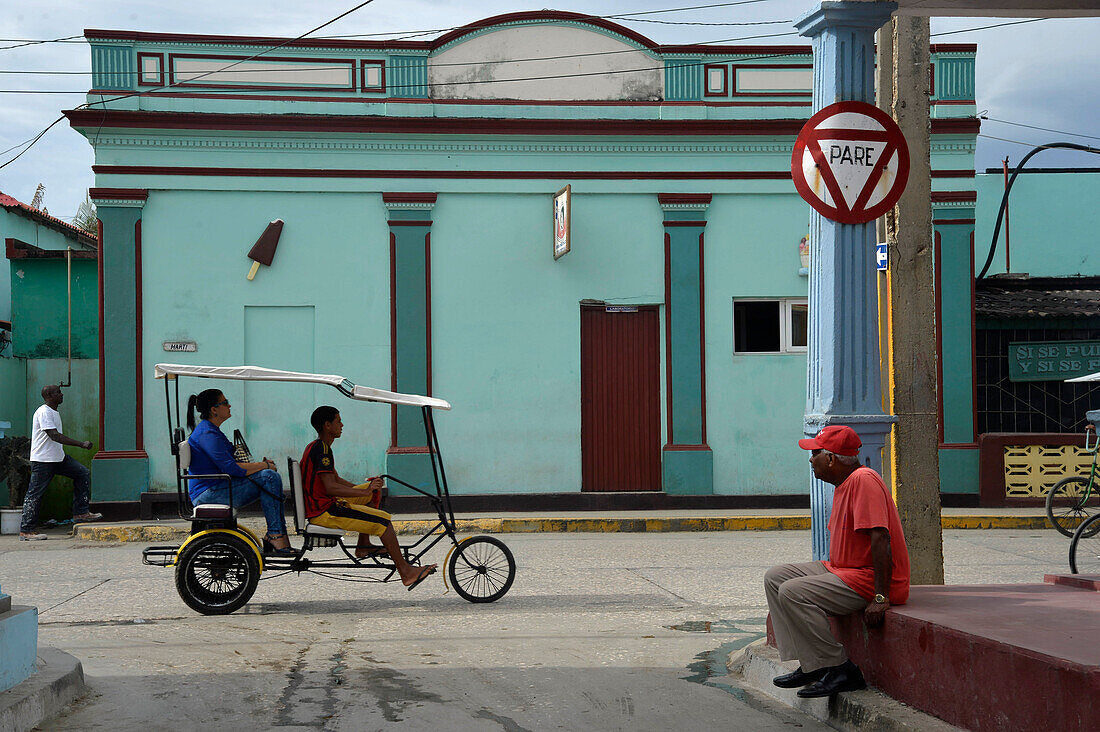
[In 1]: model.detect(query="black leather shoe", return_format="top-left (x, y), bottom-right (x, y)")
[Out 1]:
top-left (773, 666), bottom-right (827, 688)
top-left (796, 661), bottom-right (866, 698)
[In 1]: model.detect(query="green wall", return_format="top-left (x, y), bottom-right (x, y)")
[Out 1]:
top-left (140, 190), bottom-right (392, 491)
top-left (10, 258), bottom-right (98, 359)
top-left (975, 171), bottom-right (1099, 277)
top-left (0, 357), bottom-right (26, 435)
top-left (705, 194), bottom-right (811, 494)
top-left (1, 359), bottom-right (97, 511)
top-left (2, 207), bottom-right (92, 323)
top-left (133, 186), bottom-right (822, 496)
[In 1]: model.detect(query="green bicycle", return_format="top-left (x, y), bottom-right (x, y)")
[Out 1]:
top-left (1046, 414), bottom-right (1100, 538)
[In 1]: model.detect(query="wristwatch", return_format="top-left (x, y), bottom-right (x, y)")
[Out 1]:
top-left (873, 593), bottom-right (888, 604)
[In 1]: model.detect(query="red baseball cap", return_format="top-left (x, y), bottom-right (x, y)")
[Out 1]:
top-left (798, 425), bottom-right (862, 456)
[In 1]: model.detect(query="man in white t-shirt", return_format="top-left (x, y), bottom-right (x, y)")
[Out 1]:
top-left (19, 384), bottom-right (101, 540)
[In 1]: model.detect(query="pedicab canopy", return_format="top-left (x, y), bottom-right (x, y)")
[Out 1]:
top-left (153, 363), bottom-right (451, 410)
top-left (1067, 372), bottom-right (1100, 382)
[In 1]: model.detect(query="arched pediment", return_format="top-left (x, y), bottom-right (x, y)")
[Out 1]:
top-left (428, 12), bottom-right (663, 102)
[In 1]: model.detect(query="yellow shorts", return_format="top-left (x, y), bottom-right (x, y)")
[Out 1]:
top-left (310, 495), bottom-right (392, 537)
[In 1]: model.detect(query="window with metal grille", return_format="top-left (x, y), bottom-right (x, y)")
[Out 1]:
top-left (975, 319), bottom-right (1100, 433)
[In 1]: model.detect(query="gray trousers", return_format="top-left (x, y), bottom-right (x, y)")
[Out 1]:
top-left (764, 561), bottom-right (868, 672)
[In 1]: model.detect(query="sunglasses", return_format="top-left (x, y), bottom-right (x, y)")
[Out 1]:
top-left (215, 400), bottom-right (230, 407)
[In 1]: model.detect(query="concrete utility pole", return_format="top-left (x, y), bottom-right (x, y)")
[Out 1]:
top-left (877, 15), bottom-right (945, 584)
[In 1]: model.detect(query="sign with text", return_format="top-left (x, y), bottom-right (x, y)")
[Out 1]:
top-left (791, 101), bottom-right (910, 225)
top-left (1008, 340), bottom-right (1100, 382)
top-left (163, 340), bottom-right (197, 352)
top-left (553, 185), bottom-right (571, 260)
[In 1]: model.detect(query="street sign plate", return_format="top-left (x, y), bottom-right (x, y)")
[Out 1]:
top-left (876, 242), bottom-right (888, 271)
top-left (791, 101), bottom-right (910, 225)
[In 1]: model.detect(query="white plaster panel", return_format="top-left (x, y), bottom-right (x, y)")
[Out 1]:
top-left (172, 58), bottom-right (352, 87)
top-left (736, 69), bottom-right (812, 92)
top-left (429, 25), bottom-right (662, 101)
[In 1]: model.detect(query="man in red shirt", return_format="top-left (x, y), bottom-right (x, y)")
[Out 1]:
top-left (301, 405), bottom-right (437, 590)
top-left (764, 425), bottom-right (910, 698)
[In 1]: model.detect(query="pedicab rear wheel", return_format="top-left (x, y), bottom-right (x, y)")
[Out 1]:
top-left (448, 535), bottom-right (515, 603)
top-left (174, 532), bottom-right (260, 615)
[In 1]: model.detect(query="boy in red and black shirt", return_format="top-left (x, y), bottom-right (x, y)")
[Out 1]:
top-left (301, 405), bottom-right (436, 590)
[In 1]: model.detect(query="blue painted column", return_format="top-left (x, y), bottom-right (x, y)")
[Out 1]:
top-left (0, 579), bottom-right (39, 693)
top-left (795, 2), bottom-right (898, 559)
top-left (382, 193), bottom-right (436, 495)
top-left (89, 188), bottom-right (150, 502)
top-left (659, 194), bottom-right (713, 494)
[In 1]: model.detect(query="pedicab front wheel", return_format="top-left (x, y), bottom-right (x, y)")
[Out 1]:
top-left (174, 532), bottom-right (260, 615)
top-left (448, 536), bottom-right (516, 603)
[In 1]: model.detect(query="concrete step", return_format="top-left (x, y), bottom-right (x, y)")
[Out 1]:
top-left (1044, 573), bottom-right (1100, 591)
top-left (830, 583), bottom-right (1100, 731)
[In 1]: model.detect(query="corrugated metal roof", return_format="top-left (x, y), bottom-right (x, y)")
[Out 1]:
top-left (976, 277), bottom-right (1100, 318)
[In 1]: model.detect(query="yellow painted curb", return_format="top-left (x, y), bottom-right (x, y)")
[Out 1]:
top-left (73, 514), bottom-right (1053, 541)
top-left (73, 524), bottom-right (188, 542)
top-left (941, 515), bottom-right (1049, 530)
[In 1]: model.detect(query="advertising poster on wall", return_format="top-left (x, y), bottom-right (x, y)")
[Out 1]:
top-left (553, 185), bottom-right (571, 260)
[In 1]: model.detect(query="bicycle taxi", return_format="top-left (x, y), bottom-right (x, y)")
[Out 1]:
top-left (142, 363), bottom-right (516, 615)
top-left (1062, 370), bottom-right (1100, 573)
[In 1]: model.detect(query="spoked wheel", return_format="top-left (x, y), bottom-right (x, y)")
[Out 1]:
top-left (1046, 477), bottom-right (1100, 537)
top-left (175, 532), bottom-right (260, 615)
top-left (448, 536), bottom-right (516, 603)
top-left (1070, 513), bottom-right (1100, 574)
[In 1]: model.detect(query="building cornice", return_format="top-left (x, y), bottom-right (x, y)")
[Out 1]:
top-left (66, 109), bottom-right (979, 138)
top-left (89, 187), bottom-right (148, 208)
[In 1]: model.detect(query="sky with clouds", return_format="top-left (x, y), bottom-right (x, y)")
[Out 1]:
top-left (1, 0), bottom-right (1098, 220)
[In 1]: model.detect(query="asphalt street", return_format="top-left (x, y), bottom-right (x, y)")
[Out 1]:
top-left (0, 529), bottom-right (1071, 731)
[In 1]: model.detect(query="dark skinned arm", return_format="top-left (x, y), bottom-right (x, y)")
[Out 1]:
top-left (863, 527), bottom-right (892, 627)
top-left (44, 428), bottom-right (92, 450)
top-left (320, 471), bottom-right (380, 500)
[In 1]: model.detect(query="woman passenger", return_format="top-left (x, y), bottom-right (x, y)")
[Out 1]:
top-left (186, 388), bottom-right (294, 556)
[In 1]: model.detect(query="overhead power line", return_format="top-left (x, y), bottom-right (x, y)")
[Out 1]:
top-left (0, 0), bottom-right (382, 171)
top-left (0, 12), bottom-right (1056, 80)
top-left (931, 17), bottom-right (1048, 37)
top-left (0, 28), bottom-right (807, 78)
top-left (979, 116), bottom-right (1100, 143)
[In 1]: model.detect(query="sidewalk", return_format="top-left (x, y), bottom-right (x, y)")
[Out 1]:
top-left (68, 506), bottom-right (1051, 542)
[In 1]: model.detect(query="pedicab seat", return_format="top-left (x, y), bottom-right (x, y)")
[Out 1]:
top-left (177, 439), bottom-right (236, 520)
top-left (288, 457), bottom-right (344, 538)
top-left (191, 504), bottom-right (233, 520)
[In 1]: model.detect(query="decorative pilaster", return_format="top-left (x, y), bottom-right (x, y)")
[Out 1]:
top-left (934, 195), bottom-right (979, 493)
top-left (89, 188), bottom-right (149, 500)
top-left (659, 194), bottom-right (713, 494)
top-left (796, 2), bottom-right (898, 559)
top-left (382, 193), bottom-right (436, 495)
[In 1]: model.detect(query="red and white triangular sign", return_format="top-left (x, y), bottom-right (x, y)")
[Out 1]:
top-left (792, 102), bottom-right (910, 225)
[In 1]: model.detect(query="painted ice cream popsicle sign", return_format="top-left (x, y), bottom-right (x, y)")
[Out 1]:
top-left (246, 219), bottom-right (284, 280)
top-left (791, 102), bottom-right (909, 225)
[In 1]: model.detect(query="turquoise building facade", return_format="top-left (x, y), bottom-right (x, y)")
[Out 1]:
top-left (0, 195), bottom-right (98, 510)
top-left (67, 12), bottom-right (978, 504)
top-left (935, 168), bottom-right (1100, 505)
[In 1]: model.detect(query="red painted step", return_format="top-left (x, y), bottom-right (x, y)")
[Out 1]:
top-left (1044, 573), bottom-right (1100, 591)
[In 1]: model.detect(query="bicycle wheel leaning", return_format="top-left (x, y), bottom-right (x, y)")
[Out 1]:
top-left (1069, 513), bottom-right (1100, 574)
top-left (1045, 476), bottom-right (1100, 538)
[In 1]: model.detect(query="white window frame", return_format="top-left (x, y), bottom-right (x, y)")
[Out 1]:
top-left (733, 297), bottom-right (808, 355)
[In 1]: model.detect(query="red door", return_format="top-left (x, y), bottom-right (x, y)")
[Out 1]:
top-left (580, 305), bottom-right (661, 491)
